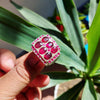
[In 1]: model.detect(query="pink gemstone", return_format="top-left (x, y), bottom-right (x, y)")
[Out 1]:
top-left (49, 61), bottom-right (51, 63)
top-left (51, 46), bottom-right (58, 53)
top-left (54, 56), bottom-right (56, 59)
top-left (48, 48), bottom-right (51, 51)
top-left (42, 37), bottom-right (49, 43)
top-left (44, 61), bottom-right (47, 64)
top-left (58, 53), bottom-right (60, 55)
top-left (35, 41), bottom-right (42, 48)
top-left (51, 59), bottom-right (54, 61)
top-left (31, 46), bottom-right (35, 50)
top-left (46, 42), bottom-right (53, 48)
top-left (44, 52), bottom-right (52, 60)
top-left (39, 47), bottom-right (47, 54)
top-left (35, 50), bottom-right (37, 53)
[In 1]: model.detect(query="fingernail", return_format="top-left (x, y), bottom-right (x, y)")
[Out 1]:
top-left (0, 71), bottom-right (5, 77)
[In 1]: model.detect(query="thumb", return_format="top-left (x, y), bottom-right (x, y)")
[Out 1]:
top-left (0, 52), bottom-right (45, 100)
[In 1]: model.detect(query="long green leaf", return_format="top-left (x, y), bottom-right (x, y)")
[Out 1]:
top-left (89, 0), bottom-right (99, 27)
top-left (97, 93), bottom-right (100, 100)
top-left (82, 79), bottom-right (97, 100)
top-left (10, 0), bottom-right (60, 32)
top-left (87, 2), bottom-right (100, 75)
top-left (94, 69), bottom-right (100, 76)
top-left (56, 0), bottom-right (84, 56)
top-left (56, 81), bottom-right (84, 100)
top-left (0, 7), bottom-right (85, 71)
top-left (53, 35), bottom-right (85, 71)
top-left (0, 7), bottom-right (47, 51)
top-left (42, 71), bottom-right (78, 90)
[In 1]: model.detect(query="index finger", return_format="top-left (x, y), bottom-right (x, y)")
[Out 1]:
top-left (16, 52), bottom-right (45, 81)
top-left (0, 52), bottom-right (45, 99)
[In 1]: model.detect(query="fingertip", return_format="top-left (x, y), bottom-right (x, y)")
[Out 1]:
top-left (0, 70), bottom-right (5, 77)
top-left (21, 86), bottom-right (29, 93)
top-left (26, 87), bottom-right (41, 100)
top-left (0, 49), bottom-right (16, 72)
top-left (24, 52), bottom-right (45, 80)
top-left (16, 93), bottom-right (27, 100)
top-left (29, 74), bottom-right (50, 87)
top-left (2, 59), bottom-right (15, 72)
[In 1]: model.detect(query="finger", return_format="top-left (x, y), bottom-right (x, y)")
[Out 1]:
top-left (21, 86), bottom-right (29, 93)
top-left (17, 52), bottom-right (45, 81)
top-left (0, 70), bottom-right (5, 77)
top-left (16, 93), bottom-right (27, 100)
top-left (28, 74), bottom-right (50, 87)
top-left (26, 87), bottom-right (41, 100)
top-left (0, 52), bottom-right (45, 100)
top-left (0, 49), bottom-right (16, 72)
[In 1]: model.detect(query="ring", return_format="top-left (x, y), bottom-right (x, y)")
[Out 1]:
top-left (31, 34), bottom-right (60, 66)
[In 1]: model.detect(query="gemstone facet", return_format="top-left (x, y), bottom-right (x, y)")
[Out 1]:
top-left (39, 47), bottom-right (47, 54)
top-left (35, 41), bottom-right (42, 48)
top-left (42, 37), bottom-right (49, 43)
top-left (46, 42), bottom-right (53, 48)
top-left (51, 46), bottom-right (58, 53)
top-left (44, 52), bottom-right (52, 60)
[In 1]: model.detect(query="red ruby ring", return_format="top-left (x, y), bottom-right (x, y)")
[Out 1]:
top-left (31, 34), bottom-right (60, 66)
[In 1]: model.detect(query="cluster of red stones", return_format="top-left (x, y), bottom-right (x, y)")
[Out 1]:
top-left (31, 35), bottom-right (60, 66)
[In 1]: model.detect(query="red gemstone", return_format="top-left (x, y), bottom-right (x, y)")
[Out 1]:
top-left (39, 47), bottom-right (47, 54)
top-left (44, 52), bottom-right (52, 60)
top-left (51, 46), bottom-right (58, 53)
top-left (35, 41), bottom-right (42, 48)
top-left (42, 37), bottom-right (49, 43)
top-left (46, 42), bottom-right (53, 48)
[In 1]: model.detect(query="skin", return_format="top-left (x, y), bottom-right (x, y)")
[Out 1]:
top-left (0, 48), bottom-right (50, 100)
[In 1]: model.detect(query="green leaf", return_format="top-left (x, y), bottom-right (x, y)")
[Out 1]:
top-left (87, 2), bottom-right (100, 75)
top-left (0, 7), bottom-right (85, 71)
top-left (82, 79), bottom-right (97, 100)
top-left (0, 7), bottom-right (47, 51)
top-left (10, 0), bottom-right (60, 32)
top-left (93, 69), bottom-right (100, 77)
top-left (93, 74), bottom-right (100, 84)
top-left (93, 70), bottom-right (100, 86)
top-left (56, 80), bottom-right (85, 100)
top-left (56, 0), bottom-right (85, 56)
top-left (54, 36), bottom-right (85, 71)
top-left (89, 0), bottom-right (99, 27)
top-left (42, 72), bottom-right (78, 90)
top-left (97, 93), bottom-right (100, 100)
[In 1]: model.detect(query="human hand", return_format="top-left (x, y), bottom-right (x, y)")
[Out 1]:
top-left (0, 49), bottom-right (49, 100)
